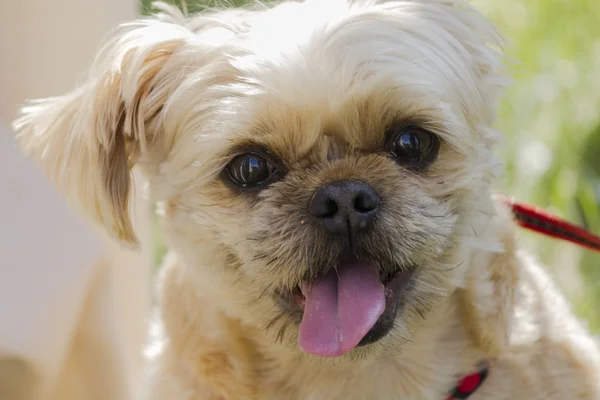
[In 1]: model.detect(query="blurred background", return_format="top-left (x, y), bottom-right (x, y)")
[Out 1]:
top-left (0, 1), bottom-right (597, 398)
top-left (0, 2), bottom-right (598, 397)
top-left (470, 0), bottom-right (600, 332)
top-left (143, 0), bottom-right (600, 330)
top-left (472, 0), bottom-right (600, 330)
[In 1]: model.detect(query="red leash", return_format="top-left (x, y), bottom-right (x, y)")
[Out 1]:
top-left (497, 194), bottom-right (600, 253)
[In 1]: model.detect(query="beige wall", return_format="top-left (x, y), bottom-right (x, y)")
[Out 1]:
top-left (0, 1), bottom-right (152, 400)
top-left (0, 0), bottom-right (138, 122)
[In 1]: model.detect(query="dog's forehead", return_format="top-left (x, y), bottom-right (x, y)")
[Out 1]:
top-left (231, 90), bottom-right (391, 165)
top-left (216, 1), bottom-right (492, 161)
top-left (177, 0), bottom-right (503, 168)
top-left (230, 75), bottom-right (462, 166)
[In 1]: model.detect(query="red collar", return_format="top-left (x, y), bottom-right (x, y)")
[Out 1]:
top-left (447, 362), bottom-right (489, 400)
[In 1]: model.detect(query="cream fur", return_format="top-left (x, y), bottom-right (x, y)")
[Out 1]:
top-left (13, 0), bottom-right (600, 399)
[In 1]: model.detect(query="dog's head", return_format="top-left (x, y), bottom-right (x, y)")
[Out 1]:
top-left (14, 0), bottom-right (508, 359)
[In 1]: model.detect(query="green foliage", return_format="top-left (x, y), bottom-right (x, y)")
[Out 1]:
top-left (141, 0), bottom-right (258, 15)
top-left (472, 0), bottom-right (600, 329)
top-left (146, 0), bottom-right (600, 328)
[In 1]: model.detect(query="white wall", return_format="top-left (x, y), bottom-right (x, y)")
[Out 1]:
top-left (0, 1), bottom-right (152, 399)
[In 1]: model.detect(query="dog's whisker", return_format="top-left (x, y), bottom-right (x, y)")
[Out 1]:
top-left (264, 312), bottom-right (285, 333)
top-left (275, 324), bottom-right (289, 344)
top-left (257, 283), bottom-right (274, 302)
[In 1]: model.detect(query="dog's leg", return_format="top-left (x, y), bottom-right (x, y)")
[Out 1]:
top-left (150, 256), bottom-right (264, 400)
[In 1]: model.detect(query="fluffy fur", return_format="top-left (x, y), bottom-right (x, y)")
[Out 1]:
top-left (13, 0), bottom-right (600, 399)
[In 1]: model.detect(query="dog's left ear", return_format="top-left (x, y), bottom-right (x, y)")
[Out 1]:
top-left (12, 19), bottom-right (194, 247)
top-left (458, 202), bottom-right (521, 355)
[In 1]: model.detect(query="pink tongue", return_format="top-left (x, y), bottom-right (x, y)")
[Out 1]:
top-left (298, 260), bottom-right (385, 357)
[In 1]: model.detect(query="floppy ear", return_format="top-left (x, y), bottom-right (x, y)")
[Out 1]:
top-left (458, 202), bottom-right (521, 355)
top-left (12, 18), bottom-right (192, 247)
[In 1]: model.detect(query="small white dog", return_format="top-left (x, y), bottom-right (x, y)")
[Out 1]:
top-left (14, 0), bottom-right (600, 399)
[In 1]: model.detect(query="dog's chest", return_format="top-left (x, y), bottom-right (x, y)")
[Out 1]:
top-left (260, 361), bottom-right (453, 400)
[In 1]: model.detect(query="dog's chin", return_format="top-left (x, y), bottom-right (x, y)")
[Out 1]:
top-left (279, 256), bottom-right (415, 358)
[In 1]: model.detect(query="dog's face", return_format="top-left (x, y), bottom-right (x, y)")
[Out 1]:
top-left (14, 0), bottom-right (507, 359)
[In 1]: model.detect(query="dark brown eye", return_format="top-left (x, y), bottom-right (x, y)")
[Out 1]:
top-left (388, 126), bottom-right (439, 169)
top-left (225, 153), bottom-right (277, 188)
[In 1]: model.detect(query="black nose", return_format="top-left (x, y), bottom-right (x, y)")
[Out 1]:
top-left (309, 179), bottom-right (380, 236)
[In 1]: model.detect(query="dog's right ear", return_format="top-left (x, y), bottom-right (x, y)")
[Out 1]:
top-left (12, 17), bottom-right (195, 247)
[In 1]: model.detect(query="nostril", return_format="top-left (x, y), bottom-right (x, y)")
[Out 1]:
top-left (310, 186), bottom-right (340, 219)
top-left (354, 192), bottom-right (380, 214)
top-left (354, 196), bottom-right (370, 213)
top-left (320, 199), bottom-right (338, 218)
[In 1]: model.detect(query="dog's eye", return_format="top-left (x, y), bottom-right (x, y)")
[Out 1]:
top-left (388, 126), bottom-right (439, 169)
top-left (225, 153), bottom-right (277, 188)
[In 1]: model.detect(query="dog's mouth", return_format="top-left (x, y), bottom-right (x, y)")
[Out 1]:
top-left (288, 257), bottom-right (414, 358)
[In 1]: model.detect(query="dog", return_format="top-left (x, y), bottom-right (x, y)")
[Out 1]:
top-left (13, 0), bottom-right (600, 399)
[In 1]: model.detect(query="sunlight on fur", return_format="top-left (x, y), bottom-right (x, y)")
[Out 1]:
top-left (13, 0), bottom-right (600, 399)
